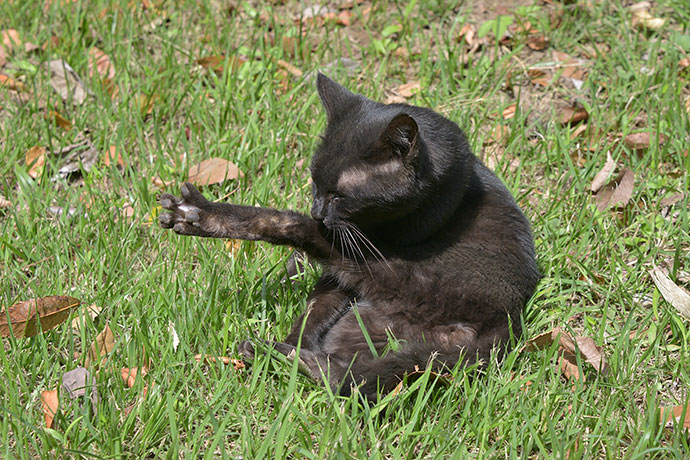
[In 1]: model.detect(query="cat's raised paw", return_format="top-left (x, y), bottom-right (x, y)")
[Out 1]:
top-left (159, 183), bottom-right (212, 236)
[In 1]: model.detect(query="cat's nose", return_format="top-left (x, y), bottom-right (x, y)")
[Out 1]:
top-left (311, 206), bottom-right (325, 221)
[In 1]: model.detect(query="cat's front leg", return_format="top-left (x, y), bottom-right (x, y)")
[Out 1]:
top-left (159, 183), bottom-right (335, 260)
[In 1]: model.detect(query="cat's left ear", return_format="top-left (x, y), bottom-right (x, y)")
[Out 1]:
top-left (381, 114), bottom-right (418, 162)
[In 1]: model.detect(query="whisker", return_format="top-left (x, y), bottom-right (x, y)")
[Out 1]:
top-left (344, 222), bottom-right (391, 271)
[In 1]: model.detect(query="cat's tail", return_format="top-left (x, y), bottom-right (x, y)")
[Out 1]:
top-left (338, 340), bottom-right (498, 401)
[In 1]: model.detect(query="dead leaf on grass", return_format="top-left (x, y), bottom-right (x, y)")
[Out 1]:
top-left (87, 47), bottom-right (115, 80)
top-left (25, 146), bottom-right (47, 179)
top-left (0, 194), bottom-right (11, 209)
top-left (559, 105), bottom-right (588, 126)
top-left (84, 323), bottom-right (115, 367)
top-left (121, 367), bottom-right (148, 388)
top-left (393, 81), bottom-right (421, 99)
top-left (103, 145), bottom-right (125, 167)
top-left (41, 389), bottom-right (59, 428)
top-left (528, 68), bottom-right (551, 87)
top-left (197, 55), bottom-right (246, 75)
top-left (187, 157), bottom-right (244, 186)
top-left (660, 404), bottom-right (690, 430)
top-left (0, 74), bottom-right (24, 91)
top-left (194, 354), bottom-right (245, 370)
top-left (61, 367), bottom-right (99, 412)
top-left (527, 34), bottom-right (548, 51)
top-left (46, 59), bottom-right (89, 105)
top-left (502, 103), bottom-right (517, 120)
top-left (0, 296), bottom-right (80, 338)
top-left (631, 2), bottom-right (666, 30)
top-left (623, 131), bottom-right (666, 152)
top-left (591, 152), bottom-right (616, 193)
top-left (594, 167), bottom-right (634, 212)
top-left (650, 267), bottom-right (690, 319)
top-left (47, 110), bottom-right (72, 130)
top-left (1, 29), bottom-right (21, 50)
top-left (71, 304), bottom-right (102, 332)
top-left (524, 326), bottom-right (608, 381)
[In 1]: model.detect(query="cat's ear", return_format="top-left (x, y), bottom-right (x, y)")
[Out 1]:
top-left (381, 113), bottom-right (418, 161)
top-left (317, 73), bottom-right (355, 120)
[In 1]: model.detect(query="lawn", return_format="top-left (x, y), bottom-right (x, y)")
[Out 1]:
top-left (1, 0), bottom-right (689, 458)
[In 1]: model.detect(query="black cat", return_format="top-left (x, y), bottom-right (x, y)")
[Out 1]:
top-left (159, 74), bottom-right (540, 400)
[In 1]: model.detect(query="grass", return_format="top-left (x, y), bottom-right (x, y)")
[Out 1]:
top-left (1, 0), bottom-right (689, 458)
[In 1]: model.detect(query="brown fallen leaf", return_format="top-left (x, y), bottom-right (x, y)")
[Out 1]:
top-left (0, 296), bottom-right (80, 338)
top-left (121, 367), bottom-right (148, 388)
top-left (559, 105), bottom-right (588, 126)
top-left (103, 145), bottom-right (125, 167)
top-left (660, 404), bottom-right (690, 430)
top-left (1, 29), bottom-right (21, 50)
top-left (0, 74), bottom-right (24, 91)
top-left (87, 47), bottom-right (115, 80)
top-left (71, 304), bottom-right (102, 332)
top-left (502, 103), bottom-right (517, 120)
top-left (41, 389), bottom-right (59, 428)
top-left (591, 152), bottom-right (616, 193)
top-left (658, 192), bottom-right (684, 209)
top-left (137, 93), bottom-right (157, 116)
top-left (650, 267), bottom-right (690, 319)
top-left (46, 59), bottom-right (89, 105)
top-left (595, 167), bottom-right (634, 212)
top-left (47, 110), bottom-right (72, 130)
top-left (527, 34), bottom-right (548, 51)
top-left (528, 68), bottom-right (551, 87)
top-left (25, 146), bottom-right (47, 179)
top-left (197, 55), bottom-right (246, 75)
top-left (194, 354), bottom-right (245, 370)
top-left (394, 81), bottom-right (421, 98)
top-left (187, 157), bottom-right (244, 186)
top-left (631, 3), bottom-right (666, 30)
top-left (623, 131), bottom-right (666, 152)
top-left (524, 326), bottom-right (608, 381)
top-left (574, 336), bottom-right (607, 374)
top-left (0, 194), bottom-right (11, 209)
top-left (61, 367), bottom-right (99, 413)
top-left (84, 323), bottom-right (115, 367)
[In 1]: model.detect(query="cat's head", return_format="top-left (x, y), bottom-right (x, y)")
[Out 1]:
top-left (310, 74), bottom-right (423, 231)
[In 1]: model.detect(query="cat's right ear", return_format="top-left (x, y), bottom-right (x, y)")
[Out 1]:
top-left (317, 73), bottom-right (354, 121)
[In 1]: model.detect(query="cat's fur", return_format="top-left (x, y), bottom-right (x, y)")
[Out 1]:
top-left (159, 74), bottom-right (540, 400)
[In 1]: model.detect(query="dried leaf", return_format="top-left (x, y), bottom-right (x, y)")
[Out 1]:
top-left (0, 74), bottom-right (24, 91)
top-left (137, 93), bottom-right (156, 116)
top-left (631, 4), bottom-right (666, 30)
top-left (85, 323), bottom-right (115, 367)
top-left (121, 367), bottom-right (148, 388)
top-left (197, 55), bottom-right (246, 75)
top-left (394, 81), bottom-right (421, 98)
top-left (194, 354), bottom-right (245, 370)
top-left (87, 47), bottom-right (115, 80)
top-left (46, 59), bottom-right (89, 105)
top-left (0, 194), bottom-right (11, 209)
top-left (103, 145), bottom-right (125, 167)
top-left (527, 34), bottom-right (548, 51)
top-left (559, 106), bottom-right (588, 126)
top-left (559, 355), bottom-right (583, 382)
top-left (47, 110), bottom-right (72, 130)
top-left (659, 193), bottom-right (684, 209)
top-left (660, 404), bottom-right (690, 430)
top-left (595, 167), bottom-right (634, 212)
top-left (70, 304), bottom-right (102, 332)
top-left (524, 327), bottom-right (607, 381)
top-left (1, 29), bottom-right (21, 50)
top-left (574, 336), bottom-right (608, 374)
top-left (502, 103), bottom-right (517, 120)
top-left (650, 267), bottom-right (690, 319)
top-left (187, 157), bottom-right (244, 186)
top-left (591, 152), bottom-right (616, 193)
top-left (623, 131), bottom-right (666, 151)
top-left (0, 296), bottom-right (80, 338)
top-left (25, 146), bottom-right (46, 179)
top-left (61, 367), bottom-right (99, 413)
top-left (41, 389), bottom-right (59, 428)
